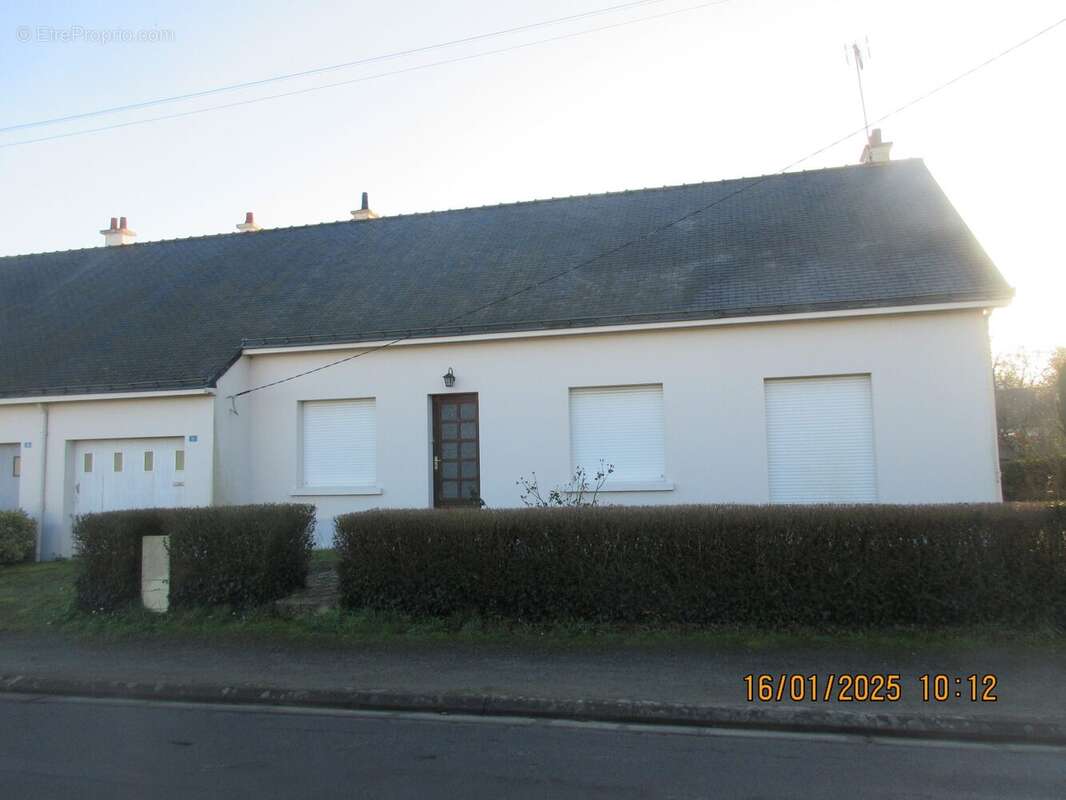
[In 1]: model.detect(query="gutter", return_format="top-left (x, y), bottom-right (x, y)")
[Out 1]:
top-left (0, 388), bottom-right (214, 406)
top-left (35, 403), bottom-right (47, 562)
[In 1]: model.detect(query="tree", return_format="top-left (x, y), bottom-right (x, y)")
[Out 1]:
top-left (993, 348), bottom-right (1065, 460)
top-left (1053, 347), bottom-right (1066, 437)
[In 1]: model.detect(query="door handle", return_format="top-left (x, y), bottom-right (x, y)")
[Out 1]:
top-left (433, 456), bottom-right (441, 472)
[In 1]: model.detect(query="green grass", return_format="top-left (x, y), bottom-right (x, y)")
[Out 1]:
top-left (1, 553), bottom-right (1063, 653)
top-left (0, 558), bottom-right (79, 631)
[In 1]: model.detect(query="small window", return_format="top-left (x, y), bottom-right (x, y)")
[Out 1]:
top-left (113, 452), bottom-right (123, 472)
top-left (12, 455), bottom-right (20, 478)
top-left (83, 452), bottom-right (93, 473)
top-left (175, 450), bottom-right (185, 471)
top-left (144, 451), bottom-right (154, 471)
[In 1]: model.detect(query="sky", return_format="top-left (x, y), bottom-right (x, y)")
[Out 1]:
top-left (1, 0), bottom-right (1063, 358)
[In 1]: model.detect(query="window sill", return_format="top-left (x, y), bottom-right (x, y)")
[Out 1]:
top-left (291, 486), bottom-right (383, 497)
top-left (568, 481), bottom-right (675, 493)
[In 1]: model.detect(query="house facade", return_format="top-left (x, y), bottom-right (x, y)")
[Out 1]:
top-left (0, 154), bottom-right (1012, 557)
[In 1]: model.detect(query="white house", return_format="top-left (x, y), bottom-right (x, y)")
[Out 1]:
top-left (0, 142), bottom-right (1013, 557)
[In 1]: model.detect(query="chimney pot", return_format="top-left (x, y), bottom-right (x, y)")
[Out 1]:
top-left (351, 190), bottom-right (379, 221)
top-left (860, 128), bottom-right (893, 165)
top-left (100, 214), bottom-right (136, 245)
top-left (236, 210), bottom-right (262, 232)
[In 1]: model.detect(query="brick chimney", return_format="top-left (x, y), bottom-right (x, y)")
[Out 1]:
top-left (236, 211), bottom-right (261, 232)
top-left (351, 191), bottom-right (379, 221)
top-left (860, 128), bottom-right (893, 164)
top-left (99, 216), bottom-right (136, 246)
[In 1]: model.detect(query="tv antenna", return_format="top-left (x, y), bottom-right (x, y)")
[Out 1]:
top-left (845, 37), bottom-right (873, 138)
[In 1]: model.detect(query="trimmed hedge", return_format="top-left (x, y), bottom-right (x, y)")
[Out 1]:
top-left (1001, 457), bottom-right (1066, 501)
top-left (334, 504), bottom-right (1066, 628)
top-left (74, 509), bottom-right (163, 610)
top-left (0, 509), bottom-right (37, 565)
top-left (74, 504), bottom-right (315, 611)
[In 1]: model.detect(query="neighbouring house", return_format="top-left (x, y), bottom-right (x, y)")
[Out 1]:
top-left (0, 135), bottom-right (1013, 557)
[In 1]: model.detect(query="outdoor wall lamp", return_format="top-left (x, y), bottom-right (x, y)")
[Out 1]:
top-left (442, 367), bottom-right (456, 388)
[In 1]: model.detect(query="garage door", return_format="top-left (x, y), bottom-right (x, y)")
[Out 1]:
top-left (764, 375), bottom-right (877, 503)
top-left (0, 443), bottom-right (19, 510)
top-left (73, 438), bottom-right (188, 516)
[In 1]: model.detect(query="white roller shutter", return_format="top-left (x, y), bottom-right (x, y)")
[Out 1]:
top-left (764, 375), bottom-right (877, 503)
top-left (302, 399), bottom-right (376, 487)
top-left (569, 385), bottom-right (665, 482)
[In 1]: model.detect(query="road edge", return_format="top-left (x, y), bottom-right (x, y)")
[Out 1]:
top-left (3, 673), bottom-right (1064, 745)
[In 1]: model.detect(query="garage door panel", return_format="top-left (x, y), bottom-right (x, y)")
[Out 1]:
top-left (764, 375), bottom-right (877, 503)
top-left (73, 437), bottom-right (187, 516)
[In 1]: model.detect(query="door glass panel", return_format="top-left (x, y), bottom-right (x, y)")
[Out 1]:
top-left (144, 451), bottom-right (154, 471)
top-left (461, 461), bottom-right (478, 478)
top-left (83, 453), bottom-right (93, 473)
top-left (442, 462), bottom-right (458, 479)
top-left (460, 422), bottom-right (476, 439)
top-left (441, 422), bottom-right (458, 440)
top-left (175, 450), bottom-right (185, 471)
top-left (442, 442), bottom-right (458, 459)
top-left (442, 481), bottom-right (459, 498)
top-left (113, 452), bottom-right (123, 472)
top-left (460, 403), bottom-right (476, 420)
top-left (441, 404), bottom-right (458, 421)
top-left (460, 441), bottom-right (477, 459)
top-left (461, 482), bottom-right (478, 500)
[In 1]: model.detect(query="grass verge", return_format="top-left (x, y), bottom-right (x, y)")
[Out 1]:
top-left (1, 554), bottom-right (1063, 652)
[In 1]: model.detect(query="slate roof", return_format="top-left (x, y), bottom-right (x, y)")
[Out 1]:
top-left (0, 159), bottom-right (1011, 398)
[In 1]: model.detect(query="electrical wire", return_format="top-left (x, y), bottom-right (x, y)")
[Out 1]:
top-left (229, 14), bottom-right (1066, 400)
top-left (0, 0), bottom-right (672, 134)
top-left (0, 1), bottom-right (730, 149)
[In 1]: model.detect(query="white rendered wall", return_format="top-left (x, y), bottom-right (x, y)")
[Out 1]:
top-left (213, 356), bottom-right (252, 505)
top-left (224, 309), bottom-right (1001, 546)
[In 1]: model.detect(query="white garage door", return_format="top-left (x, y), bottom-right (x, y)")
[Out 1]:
top-left (764, 375), bottom-right (877, 503)
top-left (73, 438), bottom-right (188, 516)
top-left (0, 443), bottom-right (20, 510)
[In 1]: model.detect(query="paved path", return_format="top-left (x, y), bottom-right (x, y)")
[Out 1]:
top-left (3, 693), bottom-right (1064, 799)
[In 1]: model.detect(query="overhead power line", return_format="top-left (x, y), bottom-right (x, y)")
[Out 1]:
top-left (0, 0), bottom-right (730, 148)
top-left (229, 14), bottom-right (1066, 401)
top-left (0, 0), bottom-right (672, 134)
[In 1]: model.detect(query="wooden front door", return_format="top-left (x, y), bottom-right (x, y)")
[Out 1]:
top-left (431, 393), bottom-right (481, 507)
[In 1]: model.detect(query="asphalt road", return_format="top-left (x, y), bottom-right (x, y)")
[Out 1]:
top-left (2, 694), bottom-right (1064, 799)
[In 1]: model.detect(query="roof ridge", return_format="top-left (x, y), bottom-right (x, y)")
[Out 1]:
top-left (0, 159), bottom-right (924, 260)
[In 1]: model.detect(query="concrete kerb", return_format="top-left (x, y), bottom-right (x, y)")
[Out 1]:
top-left (3, 673), bottom-right (1064, 746)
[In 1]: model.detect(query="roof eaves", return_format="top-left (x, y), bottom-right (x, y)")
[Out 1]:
top-left (240, 288), bottom-right (1011, 350)
top-left (0, 377), bottom-right (211, 400)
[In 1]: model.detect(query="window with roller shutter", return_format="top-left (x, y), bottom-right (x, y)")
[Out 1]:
top-left (569, 385), bottom-right (666, 483)
top-left (301, 399), bottom-right (377, 488)
top-left (764, 375), bottom-right (877, 503)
